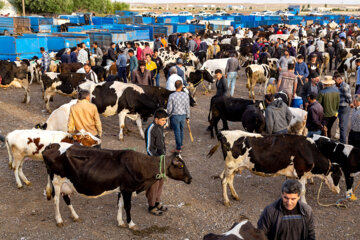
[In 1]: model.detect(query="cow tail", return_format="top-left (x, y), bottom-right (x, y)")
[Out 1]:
top-left (46, 174), bottom-right (55, 201)
top-left (5, 137), bottom-right (13, 170)
top-left (207, 143), bottom-right (220, 158)
top-left (208, 97), bottom-right (213, 122)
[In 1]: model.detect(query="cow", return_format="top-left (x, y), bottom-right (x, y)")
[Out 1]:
top-left (158, 47), bottom-right (199, 67)
top-left (79, 81), bottom-right (169, 140)
top-left (49, 60), bottom-right (61, 72)
top-left (42, 143), bottom-right (192, 229)
top-left (203, 217), bottom-right (267, 240)
top-left (0, 60), bottom-right (30, 104)
top-left (200, 58), bottom-right (229, 90)
top-left (313, 135), bottom-right (360, 200)
top-left (42, 72), bottom-right (87, 112)
top-left (288, 107), bottom-right (308, 136)
top-left (337, 56), bottom-right (360, 84)
top-left (187, 69), bottom-right (215, 97)
top-left (91, 65), bottom-right (106, 82)
top-left (207, 130), bottom-right (341, 206)
top-left (240, 104), bottom-right (265, 134)
top-left (245, 62), bottom-right (277, 100)
top-left (59, 63), bottom-right (83, 73)
top-left (5, 129), bottom-right (100, 188)
top-left (35, 99), bottom-right (77, 132)
top-left (207, 97), bottom-right (265, 138)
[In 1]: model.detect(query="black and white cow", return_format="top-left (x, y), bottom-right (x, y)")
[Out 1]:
top-left (158, 47), bottom-right (199, 67)
top-left (203, 217), bottom-right (267, 240)
top-left (41, 72), bottom-right (87, 112)
top-left (207, 130), bottom-right (341, 206)
top-left (337, 56), bottom-right (360, 83)
top-left (42, 143), bottom-right (192, 229)
top-left (313, 135), bottom-right (360, 200)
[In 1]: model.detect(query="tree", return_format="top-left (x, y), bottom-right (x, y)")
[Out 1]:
top-left (0, 1), bottom-right (5, 10)
top-left (325, 4), bottom-right (328, 8)
top-left (307, 4), bottom-right (310, 8)
top-left (249, 6), bottom-right (252, 10)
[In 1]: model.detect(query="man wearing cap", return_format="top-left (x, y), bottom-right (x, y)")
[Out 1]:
top-left (295, 55), bottom-right (309, 96)
top-left (334, 73), bottom-right (352, 144)
top-left (277, 49), bottom-right (295, 72)
top-left (306, 92), bottom-right (325, 137)
top-left (301, 73), bottom-right (323, 110)
top-left (225, 53), bottom-right (240, 97)
top-left (349, 94), bottom-right (360, 148)
top-left (317, 76), bottom-right (340, 138)
top-left (61, 48), bottom-right (71, 64)
top-left (116, 49), bottom-right (127, 83)
top-left (277, 63), bottom-right (297, 106)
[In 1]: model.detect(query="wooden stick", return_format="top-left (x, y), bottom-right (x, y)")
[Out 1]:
top-left (186, 121), bottom-right (194, 142)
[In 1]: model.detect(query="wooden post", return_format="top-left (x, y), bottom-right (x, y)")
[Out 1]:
top-left (22, 0), bottom-right (25, 16)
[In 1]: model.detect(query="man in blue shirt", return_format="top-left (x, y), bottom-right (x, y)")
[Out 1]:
top-left (116, 49), bottom-right (127, 83)
top-left (294, 55), bottom-right (309, 96)
top-left (61, 48), bottom-right (71, 64)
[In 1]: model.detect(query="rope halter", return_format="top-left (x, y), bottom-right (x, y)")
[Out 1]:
top-left (156, 155), bottom-right (168, 180)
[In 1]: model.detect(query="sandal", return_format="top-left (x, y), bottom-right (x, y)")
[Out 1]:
top-left (157, 205), bottom-right (168, 212)
top-left (148, 207), bottom-right (163, 216)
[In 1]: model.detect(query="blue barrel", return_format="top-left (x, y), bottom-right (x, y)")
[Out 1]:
top-left (291, 96), bottom-right (303, 109)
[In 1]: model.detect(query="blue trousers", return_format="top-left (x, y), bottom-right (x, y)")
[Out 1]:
top-left (227, 72), bottom-right (237, 96)
top-left (155, 73), bottom-right (160, 87)
top-left (338, 106), bottom-right (351, 144)
top-left (274, 129), bottom-right (288, 134)
top-left (307, 130), bottom-right (322, 138)
top-left (170, 115), bottom-right (186, 150)
top-left (117, 66), bottom-right (127, 83)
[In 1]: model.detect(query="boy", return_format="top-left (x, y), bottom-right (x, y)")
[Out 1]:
top-left (266, 78), bottom-right (277, 95)
top-left (145, 109), bottom-right (169, 215)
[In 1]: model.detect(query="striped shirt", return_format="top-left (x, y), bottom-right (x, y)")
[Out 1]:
top-left (351, 107), bottom-right (360, 132)
top-left (167, 91), bottom-right (190, 118)
top-left (42, 52), bottom-right (50, 69)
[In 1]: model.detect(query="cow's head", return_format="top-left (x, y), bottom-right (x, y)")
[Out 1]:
top-left (268, 58), bottom-right (279, 71)
top-left (34, 122), bottom-right (47, 130)
top-left (61, 130), bottom-right (101, 147)
top-left (324, 162), bottom-right (342, 194)
top-left (167, 154), bottom-right (192, 184)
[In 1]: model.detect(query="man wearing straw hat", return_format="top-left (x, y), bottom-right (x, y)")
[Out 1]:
top-left (317, 76), bottom-right (340, 138)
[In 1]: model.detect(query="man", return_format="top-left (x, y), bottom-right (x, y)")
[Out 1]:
top-left (128, 49), bottom-right (138, 80)
top-left (68, 90), bottom-right (102, 145)
top-left (277, 49), bottom-right (295, 73)
top-left (301, 72), bottom-right (323, 110)
top-left (356, 59), bottom-right (360, 93)
top-left (145, 54), bottom-right (157, 86)
top-left (194, 35), bottom-right (201, 51)
top-left (258, 179), bottom-right (315, 240)
top-left (132, 60), bottom-right (151, 85)
top-left (166, 67), bottom-right (183, 91)
top-left (307, 42), bottom-right (315, 57)
top-left (123, 42), bottom-right (132, 61)
top-left (61, 48), bottom-right (71, 64)
top-left (152, 50), bottom-right (163, 87)
top-left (230, 33), bottom-right (237, 47)
top-left (307, 54), bottom-right (321, 79)
top-left (160, 34), bottom-right (168, 48)
top-left (316, 37), bottom-right (325, 52)
top-left (349, 94), bottom-right (360, 148)
top-left (77, 43), bottom-right (89, 65)
top-left (40, 47), bottom-right (50, 73)
top-left (317, 76), bottom-right (340, 138)
top-left (298, 41), bottom-right (307, 57)
top-left (295, 55), bottom-right (309, 96)
top-left (258, 47), bottom-right (271, 65)
top-left (208, 40), bottom-right (220, 59)
top-left (346, 36), bottom-right (354, 48)
top-left (334, 38), bottom-right (343, 70)
top-left (265, 94), bottom-right (292, 134)
top-left (272, 42), bottom-right (282, 59)
top-left (287, 42), bottom-right (296, 57)
top-left (214, 69), bottom-right (228, 98)
top-left (199, 37), bottom-right (208, 52)
top-left (76, 63), bottom-right (98, 83)
top-left (225, 53), bottom-right (240, 97)
top-left (327, 42), bottom-right (335, 71)
top-left (153, 36), bottom-right (162, 51)
top-left (175, 58), bottom-right (187, 86)
top-left (142, 43), bottom-right (153, 61)
top-left (187, 36), bottom-right (197, 52)
top-left (334, 72), bottom-right (352, 143)
top-left (135, 42), bottom-right (142, 61)
top-left (277, 63), bottom-right (298, 106)
top-left (107, 43), bottom-right (117, 66)
top-left (92, 42), bottom-right (103, 66)
top-left (70, 47), bottom-right (78, 63)
top-left (252, 38), bottom-right (261, 56)
top-left (306, 92), bottom-right (325, 137)
top-left (167, 80), bottom-right (190, 153)
top-left (176, 34), bottom-right (186, 51)
top-left (116, 49), bottom-right (127, 83)
top-left (145, 109), bottom-right (169, 216)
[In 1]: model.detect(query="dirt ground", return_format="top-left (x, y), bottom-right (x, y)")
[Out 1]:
top-left (0, 70), bottom-right (360, 240)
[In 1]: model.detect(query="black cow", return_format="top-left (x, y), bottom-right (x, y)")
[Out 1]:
top-left (350, 48), bottom-right (360, 57)
top-left (0, 60), bottom-right (30, 103)
top-left (207, 130), bottom-right (341, 206)
top-left (207, 96), bottom-right (264, 138)
top-left (239, 38), bottom-right (253, 59)
top-left (203, 217), bottom-right (267, 240)
top-left (42, 143), bottom-right (192, 229)
top-left (313, 135), bottom-right (360, 200)
top-left (60, 62), bottom-right (83, 73)
top-left (91, 65), bottom-right (106, 82)
top-left (42, 72), bottom-right (86, 112)
top-left (241, 104), bottom-right (265, 133)
top-left (194, 50), bottom-right (207, 64)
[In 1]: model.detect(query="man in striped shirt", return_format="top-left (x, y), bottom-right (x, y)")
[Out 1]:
top-left (144, 109), bottom-right (168, 216)
top-left (40, 47), bottom-right (50, 73)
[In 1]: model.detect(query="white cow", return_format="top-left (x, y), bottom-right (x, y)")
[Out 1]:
top-left (288, 107), bottom-right (308, 136)
top-left (200, 58), bottom-right (229, 90)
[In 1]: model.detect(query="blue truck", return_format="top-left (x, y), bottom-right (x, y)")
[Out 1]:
top-left (0, 17), bottom-right (31, 35)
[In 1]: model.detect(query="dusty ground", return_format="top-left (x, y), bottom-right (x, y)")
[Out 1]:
top-left (0, 70), bottom-right (360, 240)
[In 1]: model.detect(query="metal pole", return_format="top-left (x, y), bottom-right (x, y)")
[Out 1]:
top-left (22, 0), bottom-right (25, 16)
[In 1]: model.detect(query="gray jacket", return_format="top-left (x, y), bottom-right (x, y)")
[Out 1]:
top-left (265, 99), bottom-right (292, 134)
top-left (225, 57), bottom-right (240, 74)
top-left (258, 198), bottom-right (315, 240)
top-left (93, 47), bottom-right (103, 59)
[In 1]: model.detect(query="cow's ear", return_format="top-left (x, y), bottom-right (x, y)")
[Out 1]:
top-left (171, 157), bottom-right (184, 168)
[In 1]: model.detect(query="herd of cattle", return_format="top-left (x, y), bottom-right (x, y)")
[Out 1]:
top-left (1, 22), bottom-right (360, 238)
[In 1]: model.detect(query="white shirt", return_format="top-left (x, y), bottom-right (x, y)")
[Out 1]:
top-left (77, 49), bottom-right (88, 64)
top-left (316, 40), bottom-right (325, 52)
top-left (166, 74), bottom-right (189, 94)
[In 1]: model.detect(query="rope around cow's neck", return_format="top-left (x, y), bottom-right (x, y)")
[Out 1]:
top-left (193, 72), bottom-right (204, 87)
top-left (156, 155), bottom-right (167, 180)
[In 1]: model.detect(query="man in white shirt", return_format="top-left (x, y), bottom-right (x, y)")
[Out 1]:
top-left (316, 37), bottom-right (325, 52)
top-left (77, 44), bottom-right (89, 65)
top-left (166, 66), bottom-right (189, 95)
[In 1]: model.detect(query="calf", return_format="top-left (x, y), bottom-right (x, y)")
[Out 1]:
top-left (288, 107), bottom-right (308, 136)
top-left (313, 135), bottom-right (360, 200)
top-left (337, 56), bottom-right (360, 83)
top-left (42, 143), bottom-right (192, 229)
top-left (91, 65), bottom-right (106, 82)
top-left (42, 72), bottom-right (87, 112)
top-left (203, 217), bottom-right (267, 240)
top-left (5, 129), bottom-right (100, 188)
top-left (208, 97), bottom-right (264, 138)
top-left (245, 63), bottom-right (276, 100)
top-left (187, 69), bottom-right (214, 98)
top-left (207, 130), bottom-right (341, 206)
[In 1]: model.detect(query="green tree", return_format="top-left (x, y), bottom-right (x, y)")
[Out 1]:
top-left (249, 6), bottom-right (252, 10)
top-left (307, 4), bottom-right (310, 8)
top-left (325, 4), bottom-right (327, 8)
top-left (216, 7), bottom-right (220, 11)
top-left (0, 1), bottom-right (5, 10)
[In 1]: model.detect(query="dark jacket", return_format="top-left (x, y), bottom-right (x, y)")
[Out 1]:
top-left (327, 46), bottom-right (335, 59)
top-left (288, 46), bottom-right (296, 57)
top-left (132, 69), bottom-right (152, 85)
top-left (307, 101), bottom-right (324, 131)
top-left (258, 198), bottom-right (315, 240)
top-left (145, 122), bottom-right (166, 156)
top-left (61, 53), bottom-right (71, 64)
top-left (152, 56), bottom-right (163, 70)
top-left (177, 37), bottom-right (186, 51)
top-left (265, 99), bottom-right (292, 134)
top-left (215, 77), bottom-right (228, 97)
top-left (70, 52), bottom-right (78, 63)
top-left (299, 45), bottom-right (306, 57)
top-left (301, 81), bottom-right (323, 104)
top-left (230, 36), bottom-right (237, 46)
top-left (107, 47), bottom-right (117, 62)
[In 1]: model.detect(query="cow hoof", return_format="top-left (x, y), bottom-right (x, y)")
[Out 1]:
top-left (56, 222), bottom-right (64, 228)
top-left (46, 194), bottom-right (52, 201)
top-left (25, 181), bottom-right (32, 186)
top-left (224, 201), bottom-right (231, 207)
top-left (232, 196), bottom-right (240, 201)
top-left (129, 225), bottom-right (139, 231)
top-left (118, 223), bottom-right (127, 228)
top-left (17, 185), bottom-right (23, 189)
top-left (73, 217), bottom-right (81, 223)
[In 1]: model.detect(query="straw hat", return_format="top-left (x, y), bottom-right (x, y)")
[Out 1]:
top-left (321, 76), bottom-right (335, 85)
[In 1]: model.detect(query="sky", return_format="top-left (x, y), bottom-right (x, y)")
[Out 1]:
top-left (125, 0), bottom-right (360, 5)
